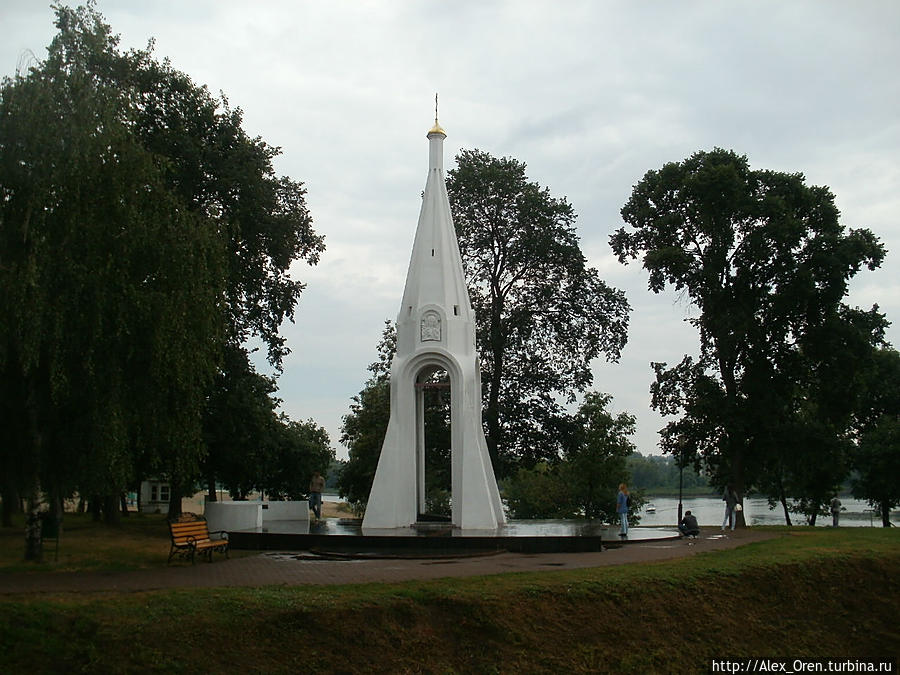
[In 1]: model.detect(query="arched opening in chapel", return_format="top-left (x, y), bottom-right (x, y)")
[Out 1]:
top-left (415, 366), bottom-right (452, 520)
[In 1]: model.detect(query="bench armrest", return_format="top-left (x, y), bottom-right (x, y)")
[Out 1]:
top-left (209, 530), bottom-right (229, 540)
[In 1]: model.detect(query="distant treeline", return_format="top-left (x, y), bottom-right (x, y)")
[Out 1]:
top-left (627, 452), bottom-right (712, 494)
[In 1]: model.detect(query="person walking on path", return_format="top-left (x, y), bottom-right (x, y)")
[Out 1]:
top-left (616, 483), bottom-right (630, 538)
top-left (830, 496), bottom-right (842, 527)
top-left (679, 510), bottom-right (700, 538)
top-left (722, 486), bottom-right (738, 531)
top-left (309, 471), bottom-right (326, 520)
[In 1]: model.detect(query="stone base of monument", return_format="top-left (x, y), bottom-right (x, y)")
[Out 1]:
top-left (226, 519), bottom-right (680, 557)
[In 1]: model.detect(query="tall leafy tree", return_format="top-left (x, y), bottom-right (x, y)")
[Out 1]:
top-left (119, 49), bottom-right (325, 370)
top-left (853, 416), bottom-right (900, 527)
top-left (503, 392), bottom-right (638, 521)
top-left (0, 7), bottom-right (224, 556)
top-left (758, 306), bottom-right (890, 525)
top-left (850, 347), bottom-right (900, 526)
top-left (560, 392), bottom-right (636, 521)
top-left (338, 378), bottom-right (391, 515)
top-left (501, 463), bottom-right (572, 519)
top-left (611, 148), bottom-right (887, 524)
top-left (201, 345), bottom-right (280, 501)
top-left (201, 346), bottom-right (334, 502)
top-left (49, 4), bottom-right (324, 516)
top-left (338, 322), bottom-right (395, 514)
top-left (1, 4), bottom-right (325, 556)
top-left (261, 417), bottom-right (334, 501)
top-left (447, 150), bottom-right (629, 474)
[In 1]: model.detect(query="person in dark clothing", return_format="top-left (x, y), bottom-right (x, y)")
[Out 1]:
top-left (830, 496), bottom-right (842, 527)
top-left (722, 486), bottom-right (738, 531)
top-left (616, 483), bottom-right (630, 537)
top-left (679, 510), bottom-right (700, 538)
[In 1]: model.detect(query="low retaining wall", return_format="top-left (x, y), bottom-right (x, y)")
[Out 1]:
top-left (205, 502), bottom-right (262, 532)
top-left (205, 500), bottom-right (310, 532)
top-left (263, 501), bottom-right (309, 521)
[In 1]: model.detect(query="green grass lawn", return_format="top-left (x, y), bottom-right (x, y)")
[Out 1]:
top-left (0, 512), bottom-right (175, 573)
top-left (0, 512), bottom-right (255, 573)
top-left (1, 517), bottom-right (897, 673)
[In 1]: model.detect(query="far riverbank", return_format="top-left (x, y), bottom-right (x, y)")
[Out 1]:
top-left (638, 495), bottom-right (896, 527)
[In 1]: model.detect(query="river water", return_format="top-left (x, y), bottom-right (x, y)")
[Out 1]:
top-left (324, 493), bottom-right (896, 527)
top-left (637, 495), bottom-right (897, 528)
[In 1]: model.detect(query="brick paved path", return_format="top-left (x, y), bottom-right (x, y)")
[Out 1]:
top-left (0, 528), bottom-right (775, 595)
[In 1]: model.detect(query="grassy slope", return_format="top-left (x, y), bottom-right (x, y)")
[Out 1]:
top-left (0, 518), bottom-right (897, 673)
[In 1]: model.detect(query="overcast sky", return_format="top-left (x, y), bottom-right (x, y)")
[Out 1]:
top-left (3, 1), bottom-right (898, 459)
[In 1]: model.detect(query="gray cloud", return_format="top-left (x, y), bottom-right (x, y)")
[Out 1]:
top-left (3, 0), bottom-right (897, 457)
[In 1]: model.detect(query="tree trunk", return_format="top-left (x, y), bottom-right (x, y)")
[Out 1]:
top-left (167, 479), bottom-right (183, 519)
top-left (485, 355), bottom-right (503, 474)
top-left (780, 495), bottom-right (792, 526)
top-left (119, 492), bottom-right (129, 517)
top-left (1, 481), bottom-right (18, 527)
top-left (23, 372), bottom-right (44, 560)
top-left (90, 496), bottom-right (102, 522)
top-left (23, 478), bottom-right (42, 562)
top-left (732, 441), bottom-right (747, 529)
top-left (484, 289), bottom-right (505, 475)
top-left (51, 493), bottom-right (64, 535)
top-left (809, 510), bottom-right (818, 526)
top-left (207, 474), bottom-right (217, 503)
top-left (880, 500), bottom-right (892, 527)
top-left (103, 495), bottom-right (120, 526)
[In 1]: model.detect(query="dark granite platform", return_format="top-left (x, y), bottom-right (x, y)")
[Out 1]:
top-left (227, 518), bottom-right (680, 556)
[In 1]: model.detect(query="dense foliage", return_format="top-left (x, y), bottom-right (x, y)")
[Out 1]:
top-left (626, 453), bottom-right (709, 493)
top-left (340, 151), bottom-right (632, 515)
top-left (503, 392), bottom-right (640, 522)
top-left (448, 150), bottom-right (629, 474)
top-left (850, 348), bottom-right (900, 526)
top-left (611, 148), bottom-right (892, 525)
top-left (0, 5), bottom-right (326, 557)
top-left (202, 345), bottom-right (333, 502)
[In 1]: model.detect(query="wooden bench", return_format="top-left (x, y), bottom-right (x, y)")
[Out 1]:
top-left (167, 513), bottom-right (229, 564)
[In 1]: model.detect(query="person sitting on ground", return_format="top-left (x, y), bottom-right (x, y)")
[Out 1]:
top-left (679, 510), bottom-right (700, 538)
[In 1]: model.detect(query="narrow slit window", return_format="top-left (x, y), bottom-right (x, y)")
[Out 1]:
top-left (453, 305), bottom-right (459, 316)
top-left (431, 248), bottom-right (434, 256)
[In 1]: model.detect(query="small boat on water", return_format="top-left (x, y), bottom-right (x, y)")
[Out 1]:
top-left (645, 503), bottom-right (656, 513)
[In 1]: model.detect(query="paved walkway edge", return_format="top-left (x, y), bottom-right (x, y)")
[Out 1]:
top-left (0, 528), bottom-right (777, 595)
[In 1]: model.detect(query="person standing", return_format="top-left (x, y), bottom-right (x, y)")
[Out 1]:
top-left (830, 496), bottom-right (842, 527)
top-left (309, 470), bottom-right (326, 520)
top-left (722, 486), bottom-right (738, 531)
top-left (616, 483), bottom-right (629, 537)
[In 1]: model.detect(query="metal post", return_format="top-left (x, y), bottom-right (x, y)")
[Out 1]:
top-left (677, 440), bottom-right (684, 525)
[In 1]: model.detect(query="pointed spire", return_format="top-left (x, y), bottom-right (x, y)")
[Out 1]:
top-left (397, 103), bottom-right (473, 347)
top-left (428, 92), bottom-right (446, 137)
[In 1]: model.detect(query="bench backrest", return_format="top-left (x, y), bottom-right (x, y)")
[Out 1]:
top-left (169, 516), bottom-right (211, 545)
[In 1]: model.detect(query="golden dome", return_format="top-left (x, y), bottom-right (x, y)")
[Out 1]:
top-left (428, 93), bottom-right (446, 136)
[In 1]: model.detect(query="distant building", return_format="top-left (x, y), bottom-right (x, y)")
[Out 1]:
top-left (139, 480), bottom-right (171, 513)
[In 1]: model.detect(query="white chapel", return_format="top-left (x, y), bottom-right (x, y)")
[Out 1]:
top-left (361, 110), bottom-right (506, 531)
